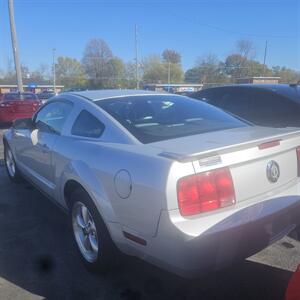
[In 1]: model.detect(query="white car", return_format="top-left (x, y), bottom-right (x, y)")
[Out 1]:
top-left (3, 90), bottom-right (300, 277)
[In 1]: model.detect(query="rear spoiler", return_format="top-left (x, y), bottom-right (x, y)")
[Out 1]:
top-left (159, 128), bottom-right (300, 163)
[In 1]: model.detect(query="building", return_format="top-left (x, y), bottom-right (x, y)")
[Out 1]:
top-left (0, 84), bottom-right (64, 94)
top-left (236, 77), bottom-right (280, 84)
top-left (144, 83), bottom-right (203, 93)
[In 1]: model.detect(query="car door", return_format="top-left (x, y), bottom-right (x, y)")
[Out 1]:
top-left (15, 100), bottom-right (73, 196)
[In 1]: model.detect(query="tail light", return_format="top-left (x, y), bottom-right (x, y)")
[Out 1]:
top-left (296, 147), bottom-right (300, 177)
top-left (177, 167), bottom-right (236, 216)
top-left (258, 139), bottom-right (281, 150)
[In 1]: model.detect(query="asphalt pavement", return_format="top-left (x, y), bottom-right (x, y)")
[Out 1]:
top-left (0, 128), bottom-right (300, 300)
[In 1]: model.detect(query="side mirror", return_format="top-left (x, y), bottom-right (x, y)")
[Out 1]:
top-left (13, 118), bottom-right (35, 130)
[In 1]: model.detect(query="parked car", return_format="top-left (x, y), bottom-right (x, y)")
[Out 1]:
top-left (37, 90), bottom-right (56, 104)
top-left (3, 90), bottom-right (300, 277)
top-left (191, 84), bottom-right (300, 128)
top-left (0, 92), bottom-right (42, 124)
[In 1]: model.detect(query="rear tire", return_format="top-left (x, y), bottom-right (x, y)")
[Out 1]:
top-left (70, 188), bottom-right (117, 273)
top-left (4, 143), bottom-right (22, 182)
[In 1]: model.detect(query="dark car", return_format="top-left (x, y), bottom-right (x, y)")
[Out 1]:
top-left (0, 92), bottom-right (42, 124)
top-left (191, 84), bottom-right (300, 128)
top-left (37, 91), bottom-right (56, 104)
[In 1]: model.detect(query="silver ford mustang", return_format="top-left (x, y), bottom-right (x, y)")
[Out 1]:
top-left (3, 89), bottom-right (300, 277)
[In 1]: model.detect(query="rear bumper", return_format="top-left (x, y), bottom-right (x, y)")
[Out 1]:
top-left (0, 111), bottom-right (34, 122)
top-left (146, 196), bottom-right (300, 278)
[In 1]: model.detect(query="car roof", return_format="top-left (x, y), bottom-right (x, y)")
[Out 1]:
top-left (5, 92), bottom-right (35, 95)
top-left (65, 89), bottom-right (169, 101)
top-left (198, 84), bottom-right (300, 103)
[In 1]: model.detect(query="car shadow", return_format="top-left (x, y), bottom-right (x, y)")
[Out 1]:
top-left (0, 164), bottom-right (294, 300)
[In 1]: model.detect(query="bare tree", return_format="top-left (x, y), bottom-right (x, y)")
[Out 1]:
top-left (82, 38), bottom-right (113, 87)
top-left (162, 49), bottom-right (181, 64)
top-left (236, 39), bottom-right (256, 60)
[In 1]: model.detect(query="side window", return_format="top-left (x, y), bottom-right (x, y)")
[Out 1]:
top-left (35, 101), bottom-right (73, 134)
top-left (71, 110), bottom-right (105, 138)
top-left (219, 90), bottom-right (251, 118)
top-left (197, 89), bottom-right (223, 104)
top-left (248, 92), bottom-right (300, 127)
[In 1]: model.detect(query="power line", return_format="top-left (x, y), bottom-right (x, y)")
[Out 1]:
top-left (168, 11), bottom-right (297, 39)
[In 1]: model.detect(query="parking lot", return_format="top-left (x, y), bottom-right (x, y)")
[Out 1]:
top-left (1, 127), bottom-right (300, 300)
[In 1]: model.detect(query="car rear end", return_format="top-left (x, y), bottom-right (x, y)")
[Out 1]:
top-left (145, 128), bottom-right (300, 277)
top-left (95, 94), bottom-right (300, 277)
top-left (0, 93), bottom-right (42, 123)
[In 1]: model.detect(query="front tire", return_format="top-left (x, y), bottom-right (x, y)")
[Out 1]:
top-left (4, 144), bottom-right (22, 182)
top-left (70, 188), bottom-right (117, 273)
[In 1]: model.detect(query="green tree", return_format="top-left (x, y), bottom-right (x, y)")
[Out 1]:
top-left (55, 57), bottom-right (86, 88)
top-left (142, 55), bottom-right (166, 83)
top-left (185, 67), bottom-right (202, 83)
top-left (185, 54), bottom-right (229, 84)
top-left (166, 63), bottom-right (184, 83)
top-left (222, 40), bottom-right (256, 79)
top-left (106, 57), bottom-right (126, 88)
top-left (272, 66), bottom-right (300, 83)
top-left (142, 54), bottom-right (183, 84)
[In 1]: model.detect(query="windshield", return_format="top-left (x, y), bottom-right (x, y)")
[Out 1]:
top-left (97, 95), bottom-right (247, 143)
top-left (4, 93), bottom-right (38, 101)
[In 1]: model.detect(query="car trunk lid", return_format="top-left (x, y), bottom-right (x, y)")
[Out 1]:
top-left (153, 126), bottom-right (300, 205)
top-left (4, 100), bottom-right (40, 113)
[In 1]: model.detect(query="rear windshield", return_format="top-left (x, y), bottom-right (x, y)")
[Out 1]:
top-left (97, 95), bottom-right (247, 143)
top-left (4, 93), bottom-right (38, 101)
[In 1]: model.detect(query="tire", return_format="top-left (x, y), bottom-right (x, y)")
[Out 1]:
top-left (70, 188), bottom-right (117, 273)
top-left (4, 143), bottom-right (22, 182)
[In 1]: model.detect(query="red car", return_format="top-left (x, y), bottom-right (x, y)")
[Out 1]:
top-left (0, 92), bottom-right (42, 123)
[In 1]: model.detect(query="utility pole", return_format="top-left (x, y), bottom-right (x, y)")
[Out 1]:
top-left (263, 40), bottom-right (268, 76)
top-left (52, 48), bottom-right (56, 93)
top-left (8, 0), bottom-right (23, 92)
top-left (135, 25), bottom-right (139, 90)
top-left (167, 61), bottom-right (171, 92)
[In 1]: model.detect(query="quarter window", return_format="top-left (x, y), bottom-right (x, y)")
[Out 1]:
top-left (71, 110), bottom-right (104, 138)
top-left (35, 101), bottom-right (73, 134)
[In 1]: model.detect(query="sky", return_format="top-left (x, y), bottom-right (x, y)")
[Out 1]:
top-left (0, 0), bottom-right (299, 73)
